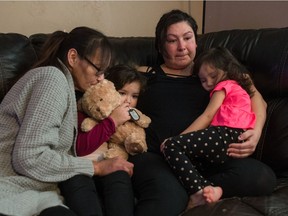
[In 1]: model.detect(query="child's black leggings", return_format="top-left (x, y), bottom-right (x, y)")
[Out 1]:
top-left (163, 126), bottom-right (244, 194)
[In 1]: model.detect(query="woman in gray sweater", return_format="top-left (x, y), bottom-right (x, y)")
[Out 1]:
top-left (0, 27), bottom-right (134, 216)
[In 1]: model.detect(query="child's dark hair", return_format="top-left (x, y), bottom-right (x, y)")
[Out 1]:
top-left (105, 64), bottom-right (147, 94)
top-left (194, 47), bottom-right (255, 97)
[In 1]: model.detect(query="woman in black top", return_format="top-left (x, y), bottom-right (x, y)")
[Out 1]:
top-left (128, 9), bottom-right (276, 215)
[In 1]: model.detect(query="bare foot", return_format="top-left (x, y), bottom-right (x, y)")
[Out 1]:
top-left (186, 190), bottom-right (206, 211)
top-left (203, 186), bottom-right (223, 203)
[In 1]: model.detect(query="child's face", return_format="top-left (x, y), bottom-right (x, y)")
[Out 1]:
top-left (118, 81), bottom-right (141, 108)
top-left (198, 63), bottom-right (225, 91)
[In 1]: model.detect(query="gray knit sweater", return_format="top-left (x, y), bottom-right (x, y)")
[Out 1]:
top-left (0, 63), bottom-right (94, 216)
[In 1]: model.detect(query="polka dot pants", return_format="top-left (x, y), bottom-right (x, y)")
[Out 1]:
top-left (162, 126), bottom-right (244, 195)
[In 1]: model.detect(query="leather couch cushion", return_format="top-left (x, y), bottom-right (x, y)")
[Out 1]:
top-left (256, 98), bottom-right (288, 177)
top-left (0, 33), bottom-right (37, 102)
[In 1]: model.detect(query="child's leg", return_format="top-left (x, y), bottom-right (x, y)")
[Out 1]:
top-left (162, 131), bottom-right (215, 195)
top-left (95, 170), bottom-right (134, 216)
top-left (59, 174), bottom-right (103, 216)
top-left (163, 136), bottom-right (212, 210)
top-left (162, 128), bottom-right (231, 209)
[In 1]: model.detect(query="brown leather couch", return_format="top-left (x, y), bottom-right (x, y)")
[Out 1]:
top-left (1, 27), bottom-right (288, 215)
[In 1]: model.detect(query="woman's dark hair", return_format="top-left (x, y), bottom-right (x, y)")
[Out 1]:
top-left (155, 9), bottom-right (198, 63)
top-left (105, 64), bottom-right (147, 94)
top-left (194, 47), bottom-right (255, 97)
top-left (33, 26), bottom-right (112, 71)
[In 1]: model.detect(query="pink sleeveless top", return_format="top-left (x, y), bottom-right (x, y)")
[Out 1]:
top-left (210, 80), bottom-right (256, 129)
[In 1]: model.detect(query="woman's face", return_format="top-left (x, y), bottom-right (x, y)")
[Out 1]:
top-left (162, 21), bottom-right (197, 70)
top-left (72, 50), bottom-right (105, 92)
top-left (118, 81), bottom-right (141, 108)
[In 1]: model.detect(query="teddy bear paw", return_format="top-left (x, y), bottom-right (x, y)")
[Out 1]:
top-left (125, 142), bottom-right (147, 155)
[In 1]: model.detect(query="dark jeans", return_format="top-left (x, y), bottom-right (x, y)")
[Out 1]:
top-left (129, 152), bottom-right (277, 216)
top-left (129, 152), bottom-right (188, 216)
top-left (205, 157), bottom-right (277, 198)
top-left (59, 171), bottom-right (134, 216)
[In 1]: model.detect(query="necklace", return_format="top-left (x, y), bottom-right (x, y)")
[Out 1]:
top-left (165, 73), bottom-right (192, 78)
top-left (162, 63), bottom-right (193, 78)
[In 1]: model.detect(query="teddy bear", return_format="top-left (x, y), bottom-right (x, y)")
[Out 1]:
top-left (78, 79), bottom-right (151, 160)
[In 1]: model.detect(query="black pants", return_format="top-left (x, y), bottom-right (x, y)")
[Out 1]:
top-left (59, 171), bottom-right (134, 216)
top-left (129, 151), bottom-right (277, 216)
top-left (129, 152), bottom-right (188, 216)
top-left (39, 206), bottom-right (77, 216)
top-left (205, 157), bottom-right (277, 198)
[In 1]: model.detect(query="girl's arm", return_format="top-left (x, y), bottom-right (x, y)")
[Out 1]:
top-left (76, 102), bottom-right (131, 156)
top-left (227, 84), bottom-right (267, 158)
top-left (76, 111), bottom-right (116, 156)
top-left (181, 90), bottom-right (226, 134)
top-left (160, 90), bottom-right (225, 152)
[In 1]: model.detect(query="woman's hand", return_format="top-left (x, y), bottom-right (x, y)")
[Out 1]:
top-left (227, 128), bottom-right (261, 158)
top-left (109, 102), bottom-right (131, 127)
top-left (228, 82), bottom-right (266, 158)
top-left (92, 157), bottom-right (134, 177)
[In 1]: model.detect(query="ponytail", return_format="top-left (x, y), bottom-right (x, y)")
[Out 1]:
top-left (33, 31), bottom-right (68, 69)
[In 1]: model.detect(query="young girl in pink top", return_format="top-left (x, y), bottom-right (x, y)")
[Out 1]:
top-left (162, 47), bottom-right (256, 210)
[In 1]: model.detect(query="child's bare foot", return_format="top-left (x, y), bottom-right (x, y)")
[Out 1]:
top-left (203, 186), bottom-right (223, 203)
top-left (185, 186), bottom-right (222, 211)
top-left (186, 190), bottom-right (206, 210)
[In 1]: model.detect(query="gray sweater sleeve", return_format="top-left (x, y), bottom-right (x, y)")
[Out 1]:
top-left (8, 67), bottom-right (94, 182)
